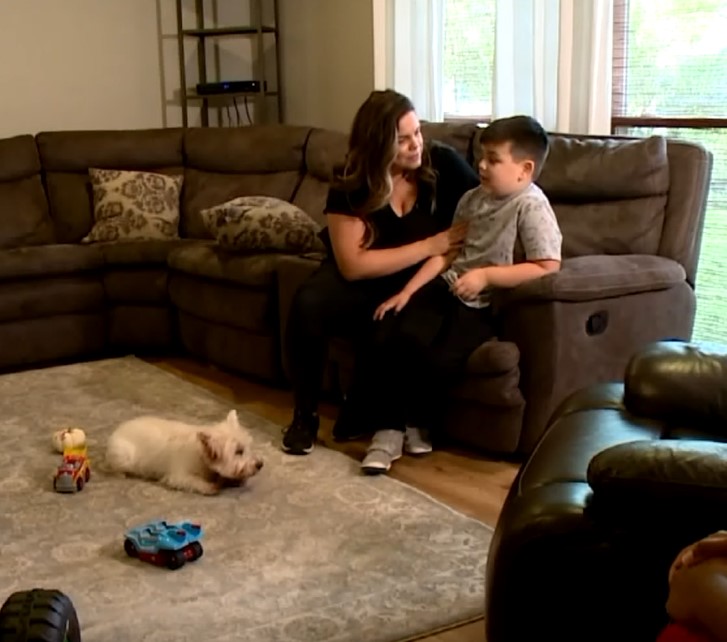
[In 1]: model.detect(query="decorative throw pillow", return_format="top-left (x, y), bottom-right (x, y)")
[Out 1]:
top-left (200, 195), bottom-right (325, 254)
top-left (83, 169), bottom-right (183, 243)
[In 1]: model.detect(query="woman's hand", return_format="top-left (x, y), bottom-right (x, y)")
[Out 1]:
top-left (427, 222), bottom-right (468, 256)
top-left (670, 531), bottom-right (727, 583)
top-left (452, 268), bottom-right (488, 300)
top-left (374, 291), bottom-right (411, 320)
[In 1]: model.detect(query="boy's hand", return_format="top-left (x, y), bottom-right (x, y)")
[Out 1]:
top-left (374, 291), bottom-right (411, 320)
top-left (452, 268), bottom-right (488, 301)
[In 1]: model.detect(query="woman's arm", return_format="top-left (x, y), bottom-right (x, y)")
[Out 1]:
top-left (328, 214), bottom-right (465, 281)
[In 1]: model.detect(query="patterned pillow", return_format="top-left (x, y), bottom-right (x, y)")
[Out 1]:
top-left (201, 196), bottom-right (325, 254)
top-left (83, 169), bottom-right (183, 243)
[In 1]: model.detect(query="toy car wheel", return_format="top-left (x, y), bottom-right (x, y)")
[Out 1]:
top-left (75, 478), bottom-right (84, 492)
top-left (0, 588), bottom-right (81, 642)
top-left (166, 550), bottom-right (186, 570)
top-left (123, 539), bottom-right (138, 558)
top-left (84, 468), bottom-right (90, 482)
top-left (189, 542), bottom-right (204, 561)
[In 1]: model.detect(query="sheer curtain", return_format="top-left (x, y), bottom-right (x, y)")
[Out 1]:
top-left (381, 0), bottom-right (445, 121)
top-left (493, 0), bottom-right (614, 134)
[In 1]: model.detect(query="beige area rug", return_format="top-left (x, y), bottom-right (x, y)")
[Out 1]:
top-left (0, 357), bottom-right (491, 642)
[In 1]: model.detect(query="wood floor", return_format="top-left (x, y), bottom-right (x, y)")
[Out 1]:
top-left (145, 357), bottom-right (520, 642)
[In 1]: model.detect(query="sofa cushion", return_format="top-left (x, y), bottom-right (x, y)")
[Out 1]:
top-left (536, 136), bottom-right (670, 258)
top-left (422, 121), bottom-right (479, 164)
top-left (104, 268), bottom-right (169, 304)
top-left (0, 244), bottom-right (103, 282)
top-left (0, 135), bottom-right (55, 249)
top-left (465, 339), bottom-right (520, 375)
top-left (0, 277), bottom-right (104, 323)
top-left (452, 368), bottom-right (523, 407)
top-left (97, 239), bottom-right (194, 265)
top-left (169, 274), bottom-right (273, 333)
top-left (83, 169), bottom-right (183, 243)
top-left (538, 135), bottom-right (669, 200)
top-left (587, 440), bottom-right (727, 506)
top-left (555, 197), bottom-right (667, 257)
top-left (167, 244), bottom-right (280, 288)
top-left (36, 129), bottom-right (185, 243)
top-left (201, 195), bottom-right (325, 254)
top-left (181, 126), bottom-right (311, 239)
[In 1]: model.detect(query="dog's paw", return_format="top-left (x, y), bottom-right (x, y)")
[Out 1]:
top-left (199, 481), bottom-right (222, 496)
top-left (162, 475), bottom-right (220, 496)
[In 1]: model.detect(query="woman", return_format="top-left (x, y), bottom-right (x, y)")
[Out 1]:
top-left (281, 89), bottom-right (479, 457)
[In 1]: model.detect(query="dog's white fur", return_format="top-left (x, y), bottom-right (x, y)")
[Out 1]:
top-left (105, 410), bottom-right (263, 495)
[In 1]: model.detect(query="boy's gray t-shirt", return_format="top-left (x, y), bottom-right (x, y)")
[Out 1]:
top-left (441, 183), bottom-right (562, 308)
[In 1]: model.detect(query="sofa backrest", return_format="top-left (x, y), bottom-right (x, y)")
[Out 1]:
top-left (537, 134), bottom-right (670, 259)
top-left (293, 128), bottom-right (347, 227)
top-left (36, 129), bottom-right (184, 243)
top-left (0, 135), bottom-right (55, 249)
top-left (532, 133), bottom-right (710, 285)
top-left (182, 125), bottom-right (311, 238)
top-left (660, 140), bottom-right (712, 285)
top-left (10, 122), bottom-right (710, 286)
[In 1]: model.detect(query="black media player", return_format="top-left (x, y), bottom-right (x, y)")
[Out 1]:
top-left (195, 80), bottom-right (264, 95)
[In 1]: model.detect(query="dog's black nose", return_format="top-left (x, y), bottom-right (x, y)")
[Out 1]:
top-left (256, 459), bottom-right (264, 470)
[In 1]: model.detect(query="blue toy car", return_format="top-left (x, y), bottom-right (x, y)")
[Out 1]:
top-left (123, 520), bottom-right (204, 570)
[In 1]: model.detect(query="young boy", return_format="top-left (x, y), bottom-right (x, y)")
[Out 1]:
top-left (361, 115), bottom-right (562, 474)
top-left (375, 114), bottom-right (562, 320)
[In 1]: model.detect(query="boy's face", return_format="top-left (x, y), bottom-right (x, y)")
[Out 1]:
top-left (478, 141), bottom-right (534, 198)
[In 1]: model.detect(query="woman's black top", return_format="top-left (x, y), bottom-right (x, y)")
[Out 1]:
top-left (321, 141), bottom-right (479, 254)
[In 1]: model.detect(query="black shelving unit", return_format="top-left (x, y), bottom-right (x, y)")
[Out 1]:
top-left (175, 0), bottom-right (282, 127)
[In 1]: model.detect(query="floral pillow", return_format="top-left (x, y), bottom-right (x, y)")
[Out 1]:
top-left (201, 195), bottom-right (325, 254)
top-left (82, 169), bottom-right (183, 243)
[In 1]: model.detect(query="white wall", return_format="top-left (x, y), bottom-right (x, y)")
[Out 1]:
top-left (0, 0), bottom-right (165, 137)
top-left (278, 0), bottom-right (375, 133)
top-left (0, 0), bottom-right (377, 138)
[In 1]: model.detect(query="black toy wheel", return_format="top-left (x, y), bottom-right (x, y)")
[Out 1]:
top-left (166, 551), bottom-right (186, 570)
top-left (75, 478), bottom-right (84, 492)
top-left (83, 468), bottom-right (90, 483)
top-left (0, 588), bottom-right (81, 642)
top-left (189, 542), bottom-right (203, 561)
top-left (123, 539), bottom-right (138, 558)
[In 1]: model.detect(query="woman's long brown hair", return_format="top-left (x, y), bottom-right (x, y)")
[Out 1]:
top-left (332, 89), bottom-right (436, 246)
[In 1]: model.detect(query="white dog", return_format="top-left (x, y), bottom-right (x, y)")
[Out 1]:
top-left (105, 409), bottom-right (263, 495)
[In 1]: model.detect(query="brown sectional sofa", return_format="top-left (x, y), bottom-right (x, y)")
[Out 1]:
top-left (0, 123), bottom-right (713, 457)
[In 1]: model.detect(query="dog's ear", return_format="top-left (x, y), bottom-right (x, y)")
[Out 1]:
top-left (197, 431), bottom-right (219, 461)
top-left (226, 409), bottom-right (239, 427)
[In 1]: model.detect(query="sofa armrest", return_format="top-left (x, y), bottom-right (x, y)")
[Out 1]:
top-left (586, 440), bottom-right (727, 531)
top-left (624, 340), bottom-right (727, 429)
top-left (498, 254), bottom-right (686, 305)
top-left (275, 254), bottom-right (324, 380)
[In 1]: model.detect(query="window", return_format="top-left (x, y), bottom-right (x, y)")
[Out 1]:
top-left (612, 0), bottom-right (727, 343)
top-left (442, 0), bottom-right (496, 119)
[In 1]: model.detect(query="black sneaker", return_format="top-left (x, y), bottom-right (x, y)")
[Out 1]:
top-left (282, 410), bottom-right (319, 455)
top-left (332, 399), bottom-right (370, 442)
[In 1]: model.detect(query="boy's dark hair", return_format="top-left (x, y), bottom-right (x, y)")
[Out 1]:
top-left (479, 115), bottom-right (550, 179)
